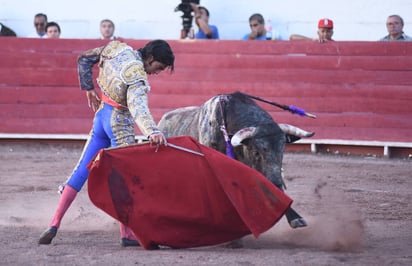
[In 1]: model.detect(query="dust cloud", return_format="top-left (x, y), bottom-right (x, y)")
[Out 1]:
top-left (243, 179), bottom-right (365, 252)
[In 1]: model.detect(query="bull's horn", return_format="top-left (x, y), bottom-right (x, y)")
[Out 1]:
top-left (231, 127), bottom-right (257, 147)
top-left (279, 123), bottom-right (315, 138)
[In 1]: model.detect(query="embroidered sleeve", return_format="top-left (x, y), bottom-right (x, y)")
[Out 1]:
top-left (127, 81), bottom-right (159, 137)
top-left (77, 46), bottom-right (105, 91)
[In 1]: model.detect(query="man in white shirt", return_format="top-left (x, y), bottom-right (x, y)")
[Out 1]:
top-left (28, 13), bottom-right (48, 38)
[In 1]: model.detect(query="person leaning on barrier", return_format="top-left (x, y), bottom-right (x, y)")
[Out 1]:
top-left (242, 13), bottom-right (268, 40)
top-left (379, 14), bottom-right (412, 41)
top-left (289, 18), bottom-right (334, 43)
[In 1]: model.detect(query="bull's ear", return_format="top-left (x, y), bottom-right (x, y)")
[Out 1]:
top-left (231, 127), bottom-right (257, 147)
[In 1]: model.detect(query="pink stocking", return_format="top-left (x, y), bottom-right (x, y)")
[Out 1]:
top-left (49, 185), bottom-right (78, 228)
top-left (119, 223), bottom-right (137, 240)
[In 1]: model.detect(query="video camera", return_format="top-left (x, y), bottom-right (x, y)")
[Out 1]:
top-left (174, 0), bottom-right (200, 37)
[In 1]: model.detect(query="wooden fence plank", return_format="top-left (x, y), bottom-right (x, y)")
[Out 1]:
top-left (1, 38), bottom-right (411, 146)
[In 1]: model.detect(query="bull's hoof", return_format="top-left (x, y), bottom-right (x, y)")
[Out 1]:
top-left (289, 218), bottom-right (308, 229)
top-left (147, 242), bottom-right (160, 250)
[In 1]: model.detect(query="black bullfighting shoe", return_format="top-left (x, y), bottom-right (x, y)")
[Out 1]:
top-left (120, 238), bottom-right (140, 247)
top-left (38, 226), bottom-right (58, 245)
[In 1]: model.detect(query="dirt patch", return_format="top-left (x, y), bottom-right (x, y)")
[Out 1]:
top-left (0, 142), bottom-right (411, 265)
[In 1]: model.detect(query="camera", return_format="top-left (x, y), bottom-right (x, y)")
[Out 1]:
top-left (175, 0), bottom-right (200, 35)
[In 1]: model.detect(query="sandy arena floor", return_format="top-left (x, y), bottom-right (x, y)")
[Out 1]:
top-left (0, 142), bottom-right (411, 266)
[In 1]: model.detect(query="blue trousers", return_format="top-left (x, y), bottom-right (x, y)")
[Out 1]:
top-left (66, 103), bottom-right (135, 191)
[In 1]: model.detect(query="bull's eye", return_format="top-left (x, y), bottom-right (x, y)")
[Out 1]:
top-left (242, 139), bottom-right (251, 146)
top-left (253, 151), bottom-right (261, 159)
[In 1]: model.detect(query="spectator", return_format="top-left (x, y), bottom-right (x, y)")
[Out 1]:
top-left (28, 13), bottom-right (48, 38)
top-left (242, 13), bottom-right (267, 40)
top-left (0, 22), bottom-right (17, 37)
top-left (100, 19), bottom-right (116, 40)
top-left (289, 18), bottom-right (334, 42)
top-left (189, 4), bottom-right (219, 39)
top-left (46, 21), bottom-right (61, 39)
top-left (379, 15), bottom-right (412, 41)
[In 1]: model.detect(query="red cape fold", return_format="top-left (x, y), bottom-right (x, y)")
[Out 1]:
top-left (87, 136), bottom-right (292, 249)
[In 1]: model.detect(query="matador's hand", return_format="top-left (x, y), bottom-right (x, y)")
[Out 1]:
top-left (86, 89), bottom-right (101, 112)
top-left (149, 132), bottom-right (167, 145)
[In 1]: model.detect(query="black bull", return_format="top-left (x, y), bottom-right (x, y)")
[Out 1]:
top-left (158, 92), bottom-right (307, 228)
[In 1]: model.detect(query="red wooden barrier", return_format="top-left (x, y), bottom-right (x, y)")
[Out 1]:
top-left (0, 38), bottom-right (411, 157)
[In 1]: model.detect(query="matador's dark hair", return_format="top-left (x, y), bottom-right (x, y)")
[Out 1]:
top-left (139, 40), bottom-right (175, 72)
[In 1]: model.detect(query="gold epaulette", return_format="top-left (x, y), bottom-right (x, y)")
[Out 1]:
top-left (101, 41), bottom-right (132, 59)
top-left (121, 61), bottom-right (147, 85)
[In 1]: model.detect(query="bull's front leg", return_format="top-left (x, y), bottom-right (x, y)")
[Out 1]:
top-left (284, 208), bottom-right (308, 228)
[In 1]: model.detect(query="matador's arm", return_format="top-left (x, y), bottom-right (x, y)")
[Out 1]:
top-left (77, 46), bottom-right (105, 91)
top-left (127, 77), bottom-right (160, 137)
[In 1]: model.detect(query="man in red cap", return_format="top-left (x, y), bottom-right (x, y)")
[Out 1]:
top-left (317, 18), bottom-right (334, 42)
top-left (289, 18), bottom-right (334, 42)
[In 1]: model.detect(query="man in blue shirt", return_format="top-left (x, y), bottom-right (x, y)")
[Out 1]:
top-left (242, 13), bottom-right (267, 40)
top-left (190, 4), bottom-right (219, 39)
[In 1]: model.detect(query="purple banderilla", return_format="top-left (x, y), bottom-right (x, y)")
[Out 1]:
top-left (220, 125), bottom-right (235, 159)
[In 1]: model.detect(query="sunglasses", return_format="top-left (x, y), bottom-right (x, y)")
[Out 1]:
top-left (35, 23), bottom-right (45, 26)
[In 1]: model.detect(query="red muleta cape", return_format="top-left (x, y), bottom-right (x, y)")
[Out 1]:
top-left (87, 136), bottom-right (292, 249)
